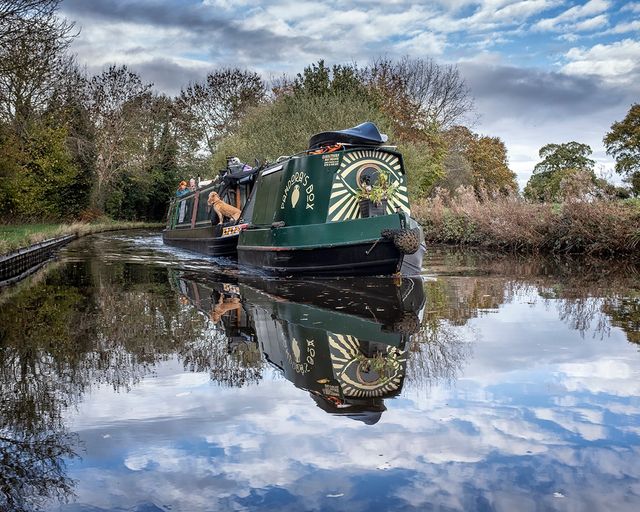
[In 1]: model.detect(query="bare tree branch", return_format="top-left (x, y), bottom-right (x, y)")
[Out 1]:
top-left (176, 68), bottom-right (265, 156)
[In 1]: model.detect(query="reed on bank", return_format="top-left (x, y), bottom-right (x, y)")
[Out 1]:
top-left (413, 187), bottom-right (640, 256)
top-left (0, 220), bottom-right (164, 256)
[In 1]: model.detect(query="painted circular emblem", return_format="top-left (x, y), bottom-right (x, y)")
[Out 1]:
top-left (355, 163), bottom-right (382, 191)
top-left (284, 337), bottom-right (316, 375)
top-left (327, 150), bottom-right (410, 222)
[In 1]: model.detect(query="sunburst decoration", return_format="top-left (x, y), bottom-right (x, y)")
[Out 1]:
top-left (327, 150), bottom-right (410, 222)
top-left (328, 333), bottom-right (406, 398)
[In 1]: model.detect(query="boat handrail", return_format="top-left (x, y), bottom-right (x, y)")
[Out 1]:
top-left (170, 180), bottom-right (222, 203)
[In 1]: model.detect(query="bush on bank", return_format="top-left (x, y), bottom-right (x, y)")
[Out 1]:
top-left (413, 188), bottom-right (640, 256)
top-left (212, 91), bottom-right (393, 169)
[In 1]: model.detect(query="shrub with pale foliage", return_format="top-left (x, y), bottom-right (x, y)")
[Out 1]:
top-left (413, 187), bottom-right (640, 255)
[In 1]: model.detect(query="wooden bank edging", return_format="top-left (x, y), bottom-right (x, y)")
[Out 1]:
top-left (0, 234), bottom-right (76, 287)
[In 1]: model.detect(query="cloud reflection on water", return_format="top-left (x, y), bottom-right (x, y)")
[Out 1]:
top-left (59, 285), bottom-right (640, 511)
top-left (1, 235), bottom-right (639, 511)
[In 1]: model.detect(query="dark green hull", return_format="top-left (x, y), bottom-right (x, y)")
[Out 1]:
top-left (162, 226), bottom-right (239, 257)
top-left (163, 162), bottom-right (257, 258)
top-left (238, 238), bottom-right (400, 276)
top-left (238, 213), bottom-right (410, 276)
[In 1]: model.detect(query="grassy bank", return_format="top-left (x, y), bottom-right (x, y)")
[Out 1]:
top-left (413, 189), bottom-right (640, 256)
top-left (0, 220), bottom-right (164, 256)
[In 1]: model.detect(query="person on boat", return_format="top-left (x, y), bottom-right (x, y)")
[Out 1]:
top-left (188, 178), bottom-right (197, 191)
top-left (176, 181), bottom-right (189, 197)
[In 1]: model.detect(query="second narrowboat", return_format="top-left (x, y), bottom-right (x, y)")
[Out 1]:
top-left (163, 158), bottom-right (258, 257)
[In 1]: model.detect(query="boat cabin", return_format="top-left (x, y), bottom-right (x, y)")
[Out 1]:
top-left (166, 160), bottom-right (258, 232)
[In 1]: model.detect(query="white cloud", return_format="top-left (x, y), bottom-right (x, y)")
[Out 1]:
top-left (203, 0), bottom-right (253, 10)
top-left (534, 407), bottom-right (607, 441)
top-left (573, 13), bottom-right (609, 31)
top-left (426, 0), bottom-right (559, 34)
top-left (492, 0), bottom-right (560, 22)
top-left (604, 19), bottom-right (640, 34)
top-left (559, 32), bottom-right (580, 41)
top-left (396, 31), bottom-right (447, 55)
top-left (557, 359), bottom-right (640, 396)
top-left (534, 0), bottom-right (610, 31)
top-left (562, 39), bottom-right (640, 84)
top-left (620, 2), bottom-right (640, 13)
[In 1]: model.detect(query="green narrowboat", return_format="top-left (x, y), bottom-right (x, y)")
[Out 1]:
top-left (162, 159), bottom-right (258, 257)
top-left (238, 122), bottom-right (425, 276)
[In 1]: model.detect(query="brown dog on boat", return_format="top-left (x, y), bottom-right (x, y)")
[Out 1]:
top-left (208, 192), bottom-right (242, 224)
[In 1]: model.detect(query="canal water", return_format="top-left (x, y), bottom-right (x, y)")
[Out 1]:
top-left (1, 232), bottom-right (639, 512)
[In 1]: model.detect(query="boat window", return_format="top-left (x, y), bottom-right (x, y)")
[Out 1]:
top-left (260, 164), bottom-right (283, 177)
top-left (176, 198), bottom-right (193, 227)
top-left (223, 187), bottom-right (240, 210)
top-left (239, 184), bottom-right (251, 209)
top-left (196, 190), bottom-right (211, 223)
top-left (240, 185), bottom-right (257, 224)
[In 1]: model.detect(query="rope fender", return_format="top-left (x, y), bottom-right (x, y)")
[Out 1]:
top-left (381, 228), bottom-right (420, 255)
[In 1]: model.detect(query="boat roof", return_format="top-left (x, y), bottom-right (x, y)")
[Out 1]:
top-left (308, 122), bottom-right (388, 149)
top-left (222, 164), bottom-right (260, 185)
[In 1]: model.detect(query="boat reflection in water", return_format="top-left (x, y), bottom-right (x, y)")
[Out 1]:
top-left (172, 272), bottom-right (425, 424)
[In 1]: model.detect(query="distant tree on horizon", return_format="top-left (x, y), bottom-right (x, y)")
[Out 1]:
top-left (524, 142), bottom-right (598, 202)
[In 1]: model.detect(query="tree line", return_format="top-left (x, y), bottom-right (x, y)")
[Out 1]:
top-left (0, 1), bottom-right (637, 224)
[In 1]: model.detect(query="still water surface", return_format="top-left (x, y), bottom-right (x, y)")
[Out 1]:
top-left (1, 232), bottom-right (639, 511)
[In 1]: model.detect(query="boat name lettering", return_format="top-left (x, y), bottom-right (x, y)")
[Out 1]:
top-left (285, 338), bottom-right (315, 374)
top-left (280, 171), bottom-right (315, 210)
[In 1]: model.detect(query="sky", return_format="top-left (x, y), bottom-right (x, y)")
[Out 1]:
top-left (59, 0), bottom-right (640, 188)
